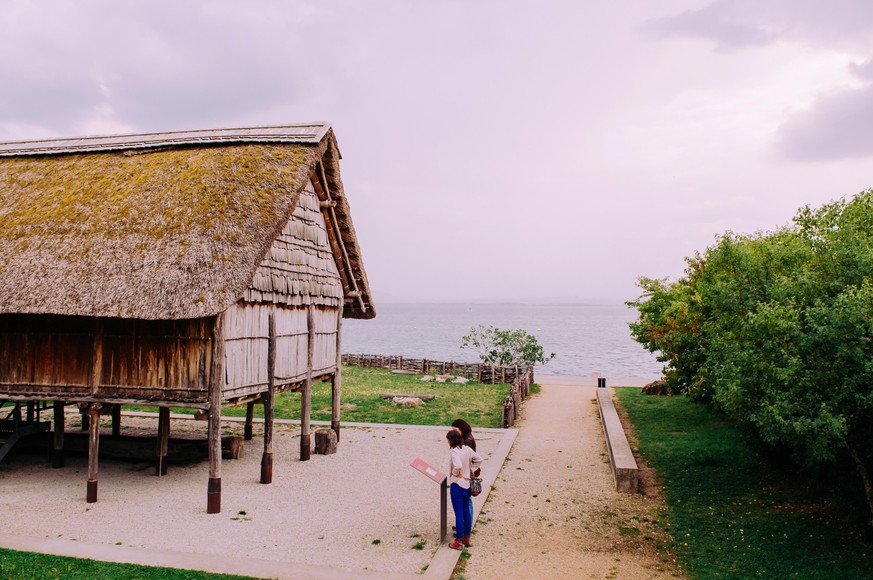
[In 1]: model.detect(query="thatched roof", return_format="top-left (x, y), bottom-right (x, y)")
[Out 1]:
top-left (0, 123), bottom-right (374, 320)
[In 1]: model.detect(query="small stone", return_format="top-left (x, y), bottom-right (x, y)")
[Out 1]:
top-left (420, 375), bottom-right (435, 382)
top-left (642, 379), bottom-right (673, 396)
top-left (452, 377), bottom-right (469, 384)
top-left (392, 396), bottom-right (424, 407)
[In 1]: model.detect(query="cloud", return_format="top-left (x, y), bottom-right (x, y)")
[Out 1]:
top-left (642, 2), bottom-right (873, 161)
top-left (644, 0), bottom-right (873, 51)
top-left (849, 58), bottom-right (873, 81)
top-left (642, 2), bottom-right (774, 50)
top-left (776, 79), bottom-right (873, 161)
top-left (0, 1), bottom-right (331, 137)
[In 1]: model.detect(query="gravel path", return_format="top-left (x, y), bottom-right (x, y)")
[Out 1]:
top-left (460, 382), bottom-right (683, 579)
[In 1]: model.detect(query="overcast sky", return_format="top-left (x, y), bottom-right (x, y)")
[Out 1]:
top-left (3, 1), bottom-right (873, 303)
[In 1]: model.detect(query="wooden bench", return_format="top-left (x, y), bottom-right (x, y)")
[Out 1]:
top-left (596, 388), bottom-right (639, 493)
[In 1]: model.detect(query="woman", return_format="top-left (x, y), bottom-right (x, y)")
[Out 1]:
top-left (451, 418), bottom-right (479, 531)
top-left (447, 429), bottom-right (483, 550)
top-left (451, 418), bottom-right (476, 451)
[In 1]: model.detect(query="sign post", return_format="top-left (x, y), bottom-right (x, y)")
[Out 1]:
top-left (411, 457), bottom-right (448, 541)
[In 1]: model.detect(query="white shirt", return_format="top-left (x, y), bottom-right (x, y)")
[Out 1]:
top-left (449, 445), bottom-right (483, 488)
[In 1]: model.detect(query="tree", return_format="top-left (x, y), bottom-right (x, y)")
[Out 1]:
top-left (460, 325), bottom-right (555, 366)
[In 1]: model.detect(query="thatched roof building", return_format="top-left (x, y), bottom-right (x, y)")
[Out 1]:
top-left (0, 123), bottom-right (374, 320)
top-left (0, 123), bottom-right (374, 512)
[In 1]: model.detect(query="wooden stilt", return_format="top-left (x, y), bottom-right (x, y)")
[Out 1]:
top-left (155, 407), bottom-right (170, 476)
top-left (81, 410), bottom-right (89, 431)
top-left (331, 304), bottom-right (343, 442)
top-left (244, 402), bottom-right (255, 441)
top-left (300, 305), bottom-right (314, 461)
top-left (261, 312), bottom-right (276, 484)
top-left (111, 405), bottom-right (121, 437)
top-left (52, 401), bottom-right (65, 468)
top-left (207, 314), bottom-right (225, 514)
top-left (86, 403), bottom-right (102, 503)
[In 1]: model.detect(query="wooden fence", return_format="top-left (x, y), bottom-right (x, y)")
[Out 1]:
top-left (502, 366), bottom-right (534, 428)
top-left (341, 353), bottom-right (532, 385)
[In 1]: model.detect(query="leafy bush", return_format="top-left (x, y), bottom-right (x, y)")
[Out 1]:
top-left (460, 325), bottom-right (554, 366)
top-left (627, 189), bottom-right (873, 523)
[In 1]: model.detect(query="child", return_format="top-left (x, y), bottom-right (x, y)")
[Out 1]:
top-left (446, 429), bottom-right (483, 549)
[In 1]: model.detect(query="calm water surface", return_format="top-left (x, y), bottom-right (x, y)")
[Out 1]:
top-left (343, 302), bottom-right (661, 379)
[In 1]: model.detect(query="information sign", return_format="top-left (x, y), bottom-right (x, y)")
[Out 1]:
top-left (410, 457), bottom-right (444, 483)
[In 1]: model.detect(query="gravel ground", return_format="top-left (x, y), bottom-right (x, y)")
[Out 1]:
top-left (0, 416), bottom-right (502, 577)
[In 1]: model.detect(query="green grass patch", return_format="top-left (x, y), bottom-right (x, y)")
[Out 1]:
top-left (0, 547), bottom-right (247, 579)
top-left (615, 387), bottom-right (873, 579)
top-left (132, 365), bottom-right (512, 428)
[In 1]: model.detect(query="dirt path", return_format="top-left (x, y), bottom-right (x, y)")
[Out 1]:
top-left (460, 382), bottom-right (683, 579)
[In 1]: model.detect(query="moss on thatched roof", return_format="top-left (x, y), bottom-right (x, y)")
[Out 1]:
top-left (0, 126), bottom-right (374, 320)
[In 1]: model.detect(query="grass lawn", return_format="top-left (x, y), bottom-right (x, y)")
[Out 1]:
top-left (133, 365), bottom-right (512, 429)
top-left (615, 387), bottom-right (873, 579)
top-left (0, 548), bottom-right (248, 580)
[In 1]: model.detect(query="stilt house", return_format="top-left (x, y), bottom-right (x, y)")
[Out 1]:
top-left (0, 123), bottom-right (375, 513)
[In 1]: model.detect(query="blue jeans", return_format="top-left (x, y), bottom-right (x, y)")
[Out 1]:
top-left (450, 483), bottom-right (472, 538)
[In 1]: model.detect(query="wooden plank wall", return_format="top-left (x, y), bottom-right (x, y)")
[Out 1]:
top-left (0, 314), bottom-right (211, 403)
top-left (222, 303), bottom-right (339, 398)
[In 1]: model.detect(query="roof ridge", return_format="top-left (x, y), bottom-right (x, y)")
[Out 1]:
top-left (0, 123), bottom-right (331, 157)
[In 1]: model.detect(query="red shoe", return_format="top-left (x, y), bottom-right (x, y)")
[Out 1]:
top-left (449, 539), bottom-right (463, 550)
top-left (462, 534), bottom-right (471, 547)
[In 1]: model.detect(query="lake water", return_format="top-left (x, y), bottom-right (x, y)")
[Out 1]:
top-left (343, 302), bottom-right (662, 379)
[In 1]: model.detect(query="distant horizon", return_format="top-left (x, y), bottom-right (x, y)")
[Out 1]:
top-left (371, 296), bottom-right (637, 306)
top-left (342, 301), bottom-right (658, 377)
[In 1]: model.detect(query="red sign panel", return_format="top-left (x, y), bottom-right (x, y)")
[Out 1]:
top-left (411, 457), bottom-right (445, 483)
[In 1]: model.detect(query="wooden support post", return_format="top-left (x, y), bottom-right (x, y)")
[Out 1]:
top-left (26, 401), bottom-right (34, 423)
top-left (300, 305), bottom-right (314, 461)
top-left (331, 304), bottom-right (343, 442)
top-left (52, 401), bottom-right (65, 468)
top-left (155, 407), bottom-right (170, 476)
top-left (244, 402), bottom-right (255, 441)
top-left (261, 312), bottom-right (276, 484)
top-left (111, 405), bottom-right (121, 437)
top-left (207, 315), bottom-right (225, 514)
top-left (86, 403), bottom-right (102, 503)
top-left (440, 477), bottom-right (448, 542)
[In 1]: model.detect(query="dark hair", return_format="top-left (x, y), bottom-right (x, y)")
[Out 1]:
top-left (451, 419), bottom-right (472, 437)
top-left (446, 429), bottom-right (463, 448)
